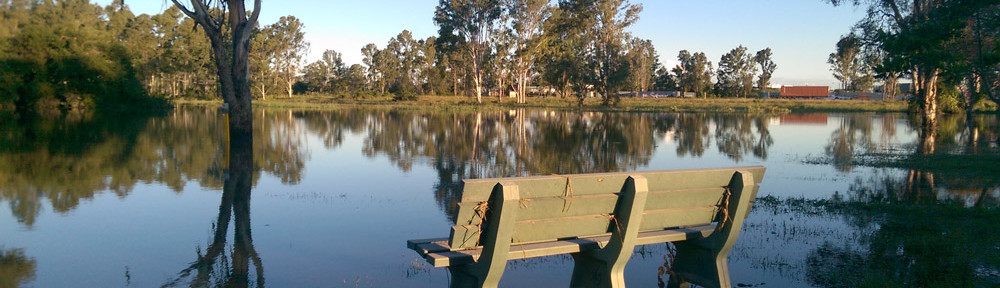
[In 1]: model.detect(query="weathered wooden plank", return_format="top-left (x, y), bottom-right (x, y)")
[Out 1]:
top-left (512, 194), bottom-right (618, 221)
top-left (511, 215), bottom-right (614, 245)
top-left (459, 166), bottom-right (764, 202)
top-left (422, 224), bottom-right (718, 268)
top-left (449, 224), bottom-right (482, 249)
top-left (451, 201), bottom-right (723, 249)
top-left (453, 187), bottom-right (726, 228)
top-left (450, 215), bottom-right (615, 249)
top-left (634, 224), bottom-right (717, 245)
top-left (407, 238), bottom-right (450, 254)
top-left (460, 174), bottom-right (632, 201)
top-left (639, 207), bottom-right (718, 231)
top-left (644, 187), bottom-right (726, 211)
top-left (452, 206), bottom-right (718, 250)
top-left (453, 194), bottom-right (617, 226)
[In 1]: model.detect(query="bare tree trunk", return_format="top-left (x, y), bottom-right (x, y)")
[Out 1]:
top-left (497, 73), bottom-right (504, 104)
top-left (259, 83), bottom-right (267, 101)
top-left (518, 70), bottom-right (527, 104)
top-left (452, 69), bottom-right (459, 97)
top-left (171, 0), bottom-right (260, 136)
top-left (473, 62), bottom-right (483, 103)
top-left (884, 73), bottom-right (898, 101)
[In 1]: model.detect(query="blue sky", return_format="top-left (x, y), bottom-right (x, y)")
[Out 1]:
top-left (103, 0), bottom-right (866, 86)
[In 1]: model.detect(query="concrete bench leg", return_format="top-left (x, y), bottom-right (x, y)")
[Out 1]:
top-left (669, 171), bottom-right (754, 288)
top-left (669, 242), bottom-right (731, 288)
top-left (447, 182), bottom-right (520, 288)
top-left (569, 176), bottom-right (649, 288)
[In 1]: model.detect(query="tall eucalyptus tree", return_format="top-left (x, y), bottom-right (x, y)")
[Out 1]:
top-left (506, 0), bottom-right (551, 103)
top-left (754, 48), bottom-right (777, 91)
top-left (169, 0), bottom-right (262, 135)
top-left (716, 45), bottom-right (756, 98)
top-left (584, 0), bottom-right (642, 105)
top-left (434, 0), bottom-right (504, 103)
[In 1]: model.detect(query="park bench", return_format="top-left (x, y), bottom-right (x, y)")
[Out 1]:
top-left (407, 166), bottom-right (765, 288)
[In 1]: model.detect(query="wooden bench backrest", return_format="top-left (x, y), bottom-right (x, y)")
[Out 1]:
top-left (448, 166), bottom-right (765, 249)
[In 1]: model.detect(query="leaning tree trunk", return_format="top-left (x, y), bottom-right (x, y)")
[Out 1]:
top-left (171, 0), bottom-right (260, 136)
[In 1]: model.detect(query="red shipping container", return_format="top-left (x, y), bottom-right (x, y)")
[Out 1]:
top-left (781, 86), bottom-right (829, 98)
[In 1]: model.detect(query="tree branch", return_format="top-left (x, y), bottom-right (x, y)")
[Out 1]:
top-left (169, 0), bottom-right (196, 18)
top-left (884, 0), bottom-right (906, 26)
top-left (248, 0), bottom-right (262, 28)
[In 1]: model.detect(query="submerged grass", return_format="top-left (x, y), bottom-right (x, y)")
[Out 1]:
top-left (756, 195), bottom-right (1000, 287)
top-left (172, 94), bottom-right (915, 114)
top-left (803, 150), bottom-right (1000, 185)
top-left (855, 152), bottom-right (1000, 174)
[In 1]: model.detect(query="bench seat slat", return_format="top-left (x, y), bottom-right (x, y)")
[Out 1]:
top-left (412, 224), bottom-right (718, 268)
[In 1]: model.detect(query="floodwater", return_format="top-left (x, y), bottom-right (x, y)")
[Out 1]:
top-left (1, 107), bottom-right (998, 287)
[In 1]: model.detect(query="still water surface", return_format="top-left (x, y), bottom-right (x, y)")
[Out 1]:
top-left (1, 107), bottom-right (998, 287)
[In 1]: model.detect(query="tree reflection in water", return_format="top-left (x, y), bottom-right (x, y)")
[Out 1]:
top-left (0, 108), bottom-right (307, 228)
top-left (0, 107), bottom-right (781, 227)
top-left (0, 248), bottom-right (36, 288)
top-left (329, 110), bottom-right (775, 220)
top-left (806, 113), bottom-right (1000, 287)
top-left (714, 114), bottom-right (773, 162)
top-left (163, 119), bottom-right (264, 288)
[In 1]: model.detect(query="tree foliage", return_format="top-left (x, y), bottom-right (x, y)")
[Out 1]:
top-left (0, 0), bottom-right (163, 114)
top-left (716, 45), bottom-right (757, 98)
top-left (673, 50), bottom-right (714, 98)
top-left (434, 0), bottom-right (504, 103)
top-left (270, 16), bottom-right (308, 98)
top-left (828, 0), bottom-right (1000, 133)
top-left (357, 32), bottom-right (441, 100)
top-left (625, 37), bottom-right (658, 96)
top-left (506, 0), bottom-right (551, 103)
top-left (0, 249), bottom-right (35, 288)
top-left (828, 35), bottom-right (866, 91)
top-left (754, 48), bottom-right (777, 91)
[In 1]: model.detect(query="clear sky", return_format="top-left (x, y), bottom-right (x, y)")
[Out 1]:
top-left (102, 0), bottom-right (867, 87)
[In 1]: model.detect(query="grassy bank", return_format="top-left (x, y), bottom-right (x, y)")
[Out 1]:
top-left (172, 94), bottom-right (917, 113)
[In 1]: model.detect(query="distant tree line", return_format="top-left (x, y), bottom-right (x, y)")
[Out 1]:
top-left (1, 0), bottom-right (790, 113)
top-left (357, 0), bottom-right (780, 103)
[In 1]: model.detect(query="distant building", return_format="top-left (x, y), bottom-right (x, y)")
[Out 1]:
top-left (780, 86), bottom-right (830, 98)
